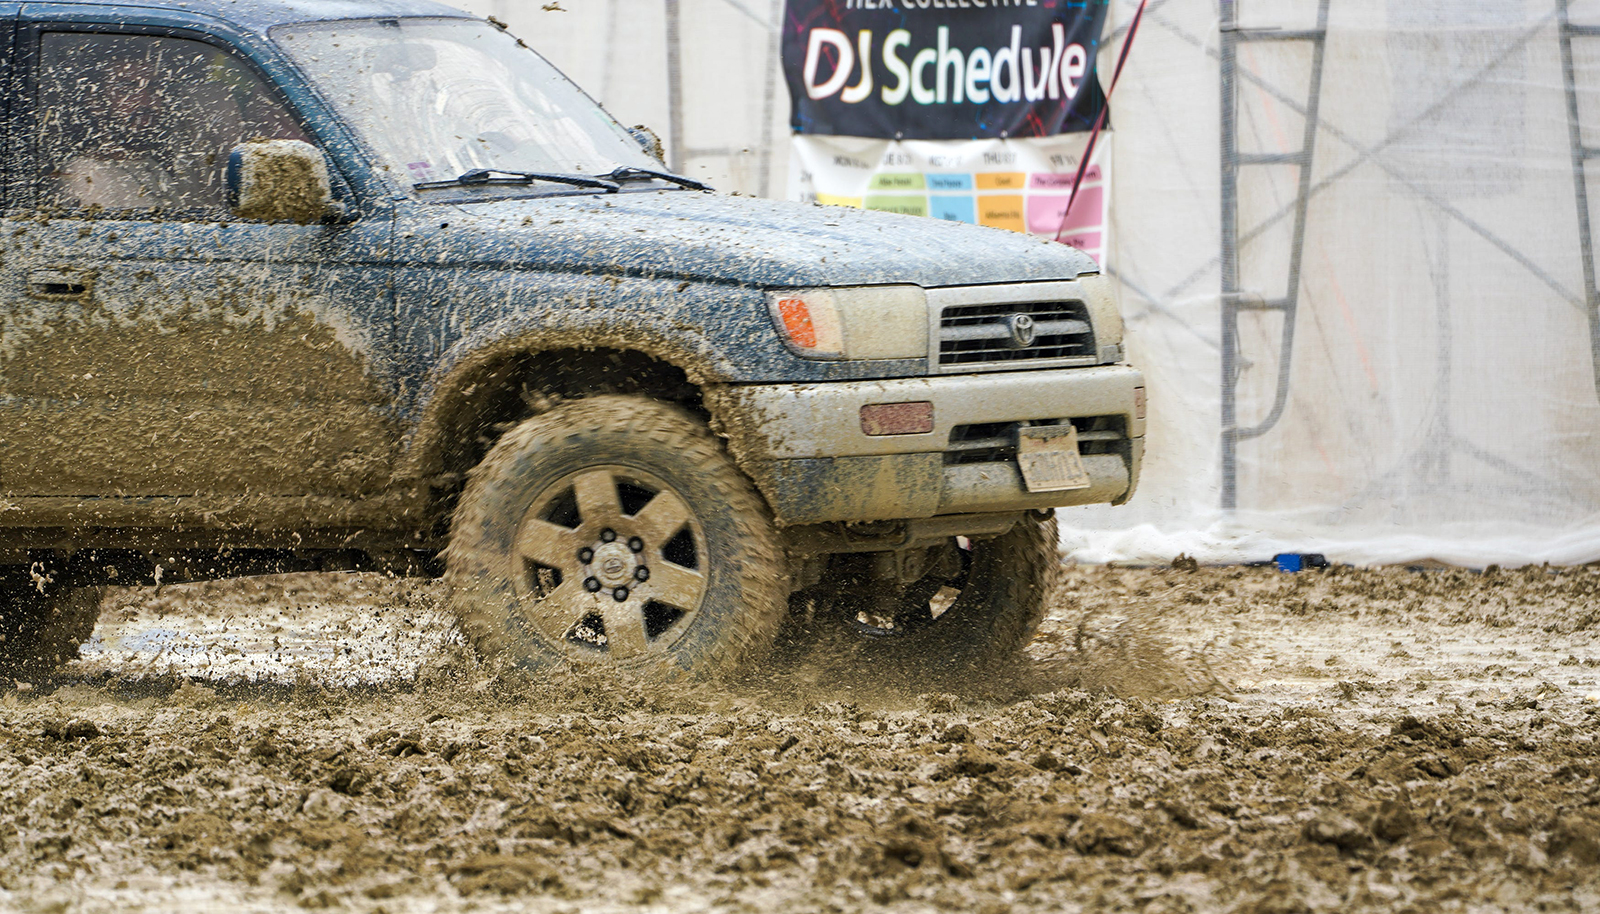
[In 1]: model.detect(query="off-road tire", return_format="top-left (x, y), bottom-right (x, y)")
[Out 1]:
top-left (0, 572), bottom-right (104, 679)
top-left (446, 395), bottom-right (786, 680)
top-left (799, 513), bottom-right (1059, 677)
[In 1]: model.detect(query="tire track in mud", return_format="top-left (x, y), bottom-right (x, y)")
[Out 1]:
top-left (1, 564), bottom-right (1598, 912)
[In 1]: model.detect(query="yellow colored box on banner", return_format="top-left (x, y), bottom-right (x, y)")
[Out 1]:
top-left (976, 172), bottom-right (1026, 191)
top-left (977, 196), bottom-right (1026, 233)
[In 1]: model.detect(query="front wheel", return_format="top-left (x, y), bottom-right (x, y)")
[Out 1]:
top-left (446, 395), bottom-right (787, 681)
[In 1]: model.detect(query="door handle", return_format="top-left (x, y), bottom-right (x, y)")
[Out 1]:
top-left (27, 269), bottom-right (94, 301)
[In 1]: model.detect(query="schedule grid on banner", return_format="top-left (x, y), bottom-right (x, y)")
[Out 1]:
top-left (788, 135), bottom-right (1110, 263)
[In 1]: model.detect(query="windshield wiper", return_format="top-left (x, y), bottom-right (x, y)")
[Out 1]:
top-left (414, 169), bottom-right (621, 192)
top-left (599, 165), bottom-right (711, 191)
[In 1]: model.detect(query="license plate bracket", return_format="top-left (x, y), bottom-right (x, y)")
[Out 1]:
top-left (1016, 424), bottom-right (1092, 493)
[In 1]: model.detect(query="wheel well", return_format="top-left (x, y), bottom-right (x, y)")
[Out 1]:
top-left (422, 348), bottom-right (706, 522)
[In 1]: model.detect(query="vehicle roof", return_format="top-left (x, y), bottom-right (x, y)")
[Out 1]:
top-left (29, 0), bottom-right (475, 35)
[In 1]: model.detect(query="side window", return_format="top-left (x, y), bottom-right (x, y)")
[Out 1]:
top-left (37, 31), bottom-right (309, 214)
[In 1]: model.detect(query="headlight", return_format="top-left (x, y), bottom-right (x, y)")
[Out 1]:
top-left (1075, 273), bottom-right (1125, 360)
top-left (767, 285), bottom-right (928, 360)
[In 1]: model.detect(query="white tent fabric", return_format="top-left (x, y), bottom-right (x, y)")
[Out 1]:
top-left (1067, 0), bottom-right (1600, 567)
top-left (466, 0), bottom-right (1600, 567)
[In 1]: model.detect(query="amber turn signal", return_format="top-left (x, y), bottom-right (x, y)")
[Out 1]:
top-left (776, 297), bottom-right (818, 349)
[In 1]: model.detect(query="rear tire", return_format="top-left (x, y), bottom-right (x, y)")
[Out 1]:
top-left (446, 395), bottom-right (787, 681)
top-left (0, 568), bottom-right (103, 679)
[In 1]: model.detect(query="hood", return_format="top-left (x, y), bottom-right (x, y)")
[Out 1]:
top-left (403, 189), bottom-right (1099, 289)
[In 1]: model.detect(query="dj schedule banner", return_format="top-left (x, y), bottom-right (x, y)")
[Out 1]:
top-left (782, 1), bottom-right (1113, 263)
top-left (781, 0), bottom-right (1111, 140)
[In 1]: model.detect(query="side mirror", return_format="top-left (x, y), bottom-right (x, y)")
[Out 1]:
top-left (627, 125), bottom-right (665, 163)
top-left (226, 139), bottom-right (346, 224)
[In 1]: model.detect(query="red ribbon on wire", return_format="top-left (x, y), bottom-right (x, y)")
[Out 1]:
top-left (1054, 0), bottom-right (1149, 244)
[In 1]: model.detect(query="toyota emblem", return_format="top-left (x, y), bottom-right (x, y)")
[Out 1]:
top-left (1007, 313), bottom-right (1037, 349)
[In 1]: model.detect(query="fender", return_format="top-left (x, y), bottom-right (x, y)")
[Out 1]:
top-left (400, 275), bottom-right (756, 483)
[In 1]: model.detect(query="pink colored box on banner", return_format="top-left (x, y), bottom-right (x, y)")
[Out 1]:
top-left (1029, 166), bottom-right (1102, 188)
top-left (1027, 185), bottom-right (1103, 235)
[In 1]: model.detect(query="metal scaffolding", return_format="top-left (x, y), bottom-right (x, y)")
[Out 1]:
top-left (1217, 0), bottom-right (1329, 511)
top-left (1559, 0), bottom-right (1600, 402)
top-left (1213, 0), bottom-right (1595, 511)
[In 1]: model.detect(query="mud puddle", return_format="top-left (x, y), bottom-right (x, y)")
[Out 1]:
top-left (1, 564), bottom-right (1598, 913)
top-left (76, 574), bottom-right (457, 686)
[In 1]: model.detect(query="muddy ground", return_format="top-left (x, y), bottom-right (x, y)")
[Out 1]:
top-left (2, 561), bottom-right (1598, 913)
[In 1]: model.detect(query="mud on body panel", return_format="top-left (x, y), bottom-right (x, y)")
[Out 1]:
top-left (0, 215), bottom-right (401, 498)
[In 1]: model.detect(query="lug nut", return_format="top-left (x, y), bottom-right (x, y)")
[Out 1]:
top-left (600, 528), bottom-right (617, 543)
top-left (628, 536), bottom-right (644, 553)
top-left (578, 547), bottom-right (594, 563)
top-left (634, 566), bottom-right (650, 582)
top-left (612, 586), bottom-right (629, 602)
top-left (583, 577), bottom-right (601, 592)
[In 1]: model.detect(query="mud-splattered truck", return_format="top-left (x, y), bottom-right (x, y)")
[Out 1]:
top-left (0, 0), bottom-right (1144, 681)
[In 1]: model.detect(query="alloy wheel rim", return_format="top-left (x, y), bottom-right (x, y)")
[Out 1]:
top-left (512, 466), bottom-right (707, 660)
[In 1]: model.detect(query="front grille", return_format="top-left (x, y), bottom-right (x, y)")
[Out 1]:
top-left (938, 299), bottom-right (1095, 367)
top-left (946, 416), bottom-right (1127, 466)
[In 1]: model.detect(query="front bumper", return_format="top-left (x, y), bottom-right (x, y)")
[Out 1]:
top-left (705, 365), bottom-right (1145, 526)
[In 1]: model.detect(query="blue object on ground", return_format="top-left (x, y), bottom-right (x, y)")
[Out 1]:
top-left (1274, 553), bottom-right (1329, 572)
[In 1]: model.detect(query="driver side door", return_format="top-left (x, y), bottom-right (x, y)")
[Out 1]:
top-left (0, 23), bottom-right (399, 511)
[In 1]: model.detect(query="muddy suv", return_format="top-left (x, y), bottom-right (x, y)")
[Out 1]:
top-left (0, 0), bottom-right (1144, 681)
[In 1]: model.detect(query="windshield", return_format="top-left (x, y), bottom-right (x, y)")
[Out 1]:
top-left (274, 18), bottom-right (659, 192)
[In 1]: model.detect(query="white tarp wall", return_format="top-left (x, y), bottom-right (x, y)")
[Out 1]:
top-left (468, 1), bottom-right (1600, 567)
top-left (1066, 0), bottom-right (1600, 567)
